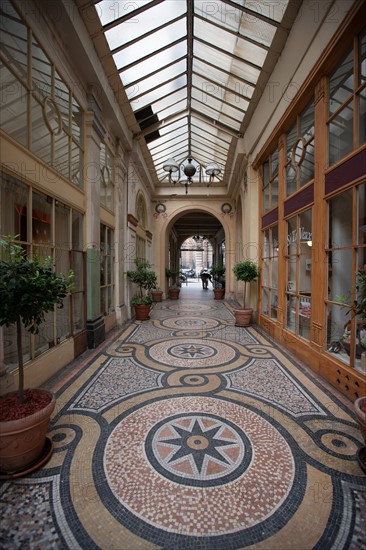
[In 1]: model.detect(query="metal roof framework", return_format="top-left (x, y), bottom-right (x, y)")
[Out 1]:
top-left (89, 0), bottom-right (297, 189)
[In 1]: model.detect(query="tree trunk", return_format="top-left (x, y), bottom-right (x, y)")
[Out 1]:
top-left (16, 316), bottom-right (24, 405)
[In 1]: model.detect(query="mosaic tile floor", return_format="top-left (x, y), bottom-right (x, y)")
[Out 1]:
top-left (1, 285), bottom-right (366, 549)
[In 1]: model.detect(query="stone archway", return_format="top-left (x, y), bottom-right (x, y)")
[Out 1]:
top-left (152, 202), bottom-right (236, 296)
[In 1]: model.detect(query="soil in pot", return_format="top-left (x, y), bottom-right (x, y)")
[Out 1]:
top-left (0, 389), bottom-right (56, 475)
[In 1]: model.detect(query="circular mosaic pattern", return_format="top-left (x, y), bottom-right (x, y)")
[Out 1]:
top-left (149, 339), bottom-right (236, 368)
top-left (183, 374), bottom-right (208, 385)
top-left (104, 397), bottom-right (296, 537)
top-left (320, 432), bottom-right (359, 457)
top-left (168, 303), bottom-right (212, 312)
top-left (161, 317), bottom-right (219, 330)
top-left (146, 413), bottom-right (250, 486)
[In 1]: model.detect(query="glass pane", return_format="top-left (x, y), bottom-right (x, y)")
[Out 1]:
top-left (287, 258), bottom-right (296, 291)
top-left (327, 304), bottom-right (350, 365)
top-left (360, 28), bottom-right (366, 84)
top-left (358, 183), bottom-right (366, 247)
top-left (263, 185), bottom-right (270, 212)
top-left (55, 71), bottom-right (70, 133)
top-left (56, 296), bottom-right (71, 342)
top-left (271, 149), bottom-right (279, 177)
top-left (3, 324), bottom-right (31, 370)
top-left (34, 310), bottom-right (54, 355)
top-left (299, 297), bottom-right (311, 340)
top-left (329, 190), bottom-right (353, 248)
top-left (55, 202), bottom-right (70, 248)
top-left (32, 38), bottom-right (51, 99)
top-left (286, 124), bottom-right (297, 160)
top-left (72, 97), bottom-right (82, 144)
top-left (271, 291), bottom-right (278, 319)
top-left (263, 229), bottom-right (270, 257)
top-left (71, 142), bottom-right (83, 187)
top-left (286, 164), bottom-right (297, 196)
top-left (328, 103), bottom-right (354, 165)
top-left (0, 0), bottom-right (28, 79)
top-left (263, 161), bottom-right (269, 185)
top-left (301, 101), bottom-right (314, 140)
top-left (262, 287), bottom-right (269, 315)
top-left (271, 258), bottom-right (278, 290)
top-left (54, 133), bottom-right (70, 180)
top-left (358, 88), bottom-right (366, 145)
top-left (73, 292), bottom-right (84, 332)
top-left (32, 190), bottom-right (52, 245)
top-left (329, 248), bottom-right (353, 303)
top-left (300, 140), bottom-right (314, 185)
top-left (262, 259), bottom-right (269, 286)
top-left (271, 176), bottom-right (278, 208)
top-left (286, 294), bottom-right (296, 333)
top-left (0, 65), bottom-right (28, 147)
top-left (287, 217), bottom-right (297, 255)
top-left (32, 97), bottom-right (51, 163)
top-left (0, 174), bottom-right (29, 241)
top-left (55, 246), bottom-right (69, 278)
top-left (272, 226), bottom-right (279, 259)
top-left (329, 49), bottom-right (353, 116)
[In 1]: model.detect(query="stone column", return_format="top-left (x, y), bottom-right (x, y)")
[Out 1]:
top-left (84, 99), bottom-right (105, 348)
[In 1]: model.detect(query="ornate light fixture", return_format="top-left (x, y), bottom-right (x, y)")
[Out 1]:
top-left (163, 157), bottom-right (221, 194)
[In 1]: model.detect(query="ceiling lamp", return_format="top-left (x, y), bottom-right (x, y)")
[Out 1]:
top-left (163, 157), bottom-right (221, 194)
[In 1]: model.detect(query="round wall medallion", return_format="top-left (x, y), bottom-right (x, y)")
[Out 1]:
top-left (221, 202), bottom-right (232, 214)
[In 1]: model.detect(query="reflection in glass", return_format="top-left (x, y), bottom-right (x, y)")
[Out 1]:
top-left (329, 103), bottom-right (353, 166)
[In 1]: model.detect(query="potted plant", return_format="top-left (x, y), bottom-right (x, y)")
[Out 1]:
top-left (0, 235), bottom-right (74, 475)
top-left (166, 267), bottom-right (180, 299)
top-left (351, 269), bottom-right (366, 473)
top-left (126, 258), bottom-right (157, 320)
top-left (232, 260), bottom-right (260, 326)
top-left (151, 286), bottom-right (163, 302)
top-left (211, 263), bottom-right (225, 299)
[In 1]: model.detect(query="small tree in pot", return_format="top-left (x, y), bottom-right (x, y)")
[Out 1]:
top-left (232, 260), bottom-right (260, 326)
top-left (165, 267), bottom-right (180, 299)
top-left (126, 258), bottom-right (157, 319)
top-left (0, 235), bottom-right (74, 474)
top-left (211, 263), bottom-right (225, 299)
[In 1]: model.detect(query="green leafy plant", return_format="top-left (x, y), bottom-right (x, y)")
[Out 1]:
top-left (0, 235), bottom-right (74, 404)
top-left (126, 258), bottom-right (157, 305)
top-left (210, 263), bottom-right (226, 289)
top-left (232, 260), bottom-right (260, 309)
top-left (165, 267), bottom-right (180, 288)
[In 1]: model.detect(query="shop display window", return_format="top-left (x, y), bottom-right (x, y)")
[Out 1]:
top-left (328, 27), bottom-right (366, 166)
top-left (0, 173), bottom-right (85, 371)
top-left (285, 100), bottom-right (314, 197)
top-left (326, 183), bottom-right (366, 370)
top-left (261, 225), bottom-right (278, 320)
top-left (285, 210), bottom-right (312, 341)
top-left (262, 148), bottom-right (278, 214)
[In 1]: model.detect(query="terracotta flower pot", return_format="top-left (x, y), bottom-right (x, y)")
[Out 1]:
top-left (213, 288), bottom-right (225, 300)
top-left (354, 396), bottom-right (366, 445)
top-left (0, 389), bottom-right (56, 474)
top-left (151, 290), bottom-right (163, 302)
top-left (134, 303), bottom-right (151, 320)
top-left (168, 288), bottom-right (180, 299)
top-left (233, 307), bottom-right (253, 327)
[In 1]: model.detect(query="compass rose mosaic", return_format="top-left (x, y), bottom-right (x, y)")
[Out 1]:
top-left (147, 413), bottom-right (250, 485)
top-left (149, 338), bottom-right (237, 368)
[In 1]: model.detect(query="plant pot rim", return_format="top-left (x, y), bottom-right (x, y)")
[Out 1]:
top-left (0, 389), bottom-right (56, 431)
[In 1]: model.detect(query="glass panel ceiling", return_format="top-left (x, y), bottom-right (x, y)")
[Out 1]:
top-left (96, 0), bottom-right (290, 185)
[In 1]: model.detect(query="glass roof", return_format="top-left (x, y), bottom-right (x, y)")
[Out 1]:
top-left (95, 0), bottom-right (291, 186)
